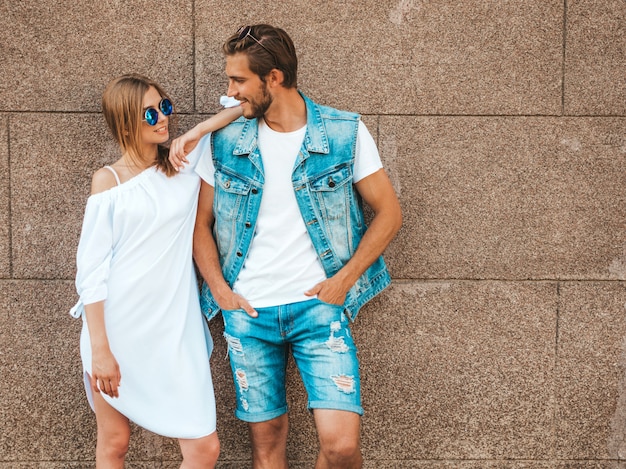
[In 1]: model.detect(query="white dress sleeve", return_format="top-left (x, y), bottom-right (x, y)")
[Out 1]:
top-left (193, 134), bottom-right (216, 187)
top-left (193, 96), bottom-right (238, 186)
top-left (220, 95), bottom-right (241, 108)
top-left (71, 193), bottom-right (114, 317)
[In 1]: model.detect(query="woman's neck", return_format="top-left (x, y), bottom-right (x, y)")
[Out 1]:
top-left (120, 149), bottom-right (156, 174)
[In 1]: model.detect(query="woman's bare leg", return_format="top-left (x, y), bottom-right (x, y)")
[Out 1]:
top-left (92, 388), bottom-right (131, 469)
top-left (179, 432), bottom-right (220, 469)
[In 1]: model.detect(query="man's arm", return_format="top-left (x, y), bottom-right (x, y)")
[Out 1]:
top-left (194, 180), bottom-right (257, 317)
top-left (305, 168), bottom-right (402, 304)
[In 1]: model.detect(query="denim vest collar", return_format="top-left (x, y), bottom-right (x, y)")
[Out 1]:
top-left (232, 91), bottom-right (331, 156)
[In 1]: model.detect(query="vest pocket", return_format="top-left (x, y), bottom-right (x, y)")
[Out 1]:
top-left (215, 171), bottom-right (252, 196)
top-left (309, 165), bottom-right (355, 261)
top-left (309, 166), bottom-right (352, 221)
top-left (213, 171), bottom-right (252, 263)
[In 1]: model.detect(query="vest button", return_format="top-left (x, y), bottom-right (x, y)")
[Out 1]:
top-left (251, 188), bottom-right (258, 194)
top-left (224, 181), bottom-right (231, 188)
top-left (245, 222), bottom-right (251, 228)
top-left (328, 178), bottom-right (335, 188)
top-left (236, 251), bottom-right (243, 257)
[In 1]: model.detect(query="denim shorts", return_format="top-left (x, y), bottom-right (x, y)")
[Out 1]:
top-left (222, 298), bottom-right (363, 423)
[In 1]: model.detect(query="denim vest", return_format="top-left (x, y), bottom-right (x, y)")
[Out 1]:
top-left (200, 92), bottom-right (391, 321)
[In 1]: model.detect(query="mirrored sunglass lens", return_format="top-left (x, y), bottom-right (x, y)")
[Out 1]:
top-left (237, 26), bottom-right (250, 40)
top-left (160, 99), bottom-right (173, 116)
top-left (144, 108), bottom-right (159, 126)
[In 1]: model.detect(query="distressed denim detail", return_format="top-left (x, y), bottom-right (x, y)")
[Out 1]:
top-left (221, 300), bottom-right (363, 423)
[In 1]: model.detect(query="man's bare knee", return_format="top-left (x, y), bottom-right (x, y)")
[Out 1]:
top-left (249, 415), bottom-right (288, 444)
top-left (249, 416), bottom-right (289, 468)
top-left (314, 409), bottom-right (362, 468)
top-left (319, 434), bottom-right (360, 463)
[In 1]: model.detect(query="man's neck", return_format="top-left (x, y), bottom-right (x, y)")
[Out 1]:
top-left (263, 88), bottom-right (307, 132)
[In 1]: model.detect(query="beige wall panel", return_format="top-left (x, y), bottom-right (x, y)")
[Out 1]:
top-left (0, 465), bottom-right (92, 469)
top-left (0, 461), bottom-right (88, 469)
top-left (349, 463), bottom-right (626, 469)
top-left (216, 464), bottom-right (311, 469)
top-left (369, 464), bottom-right (557, 469)
top-left (194, 0), bottom-right (562, 115)
top-left (380, 116), bottom-right (626, 280)
top-left (0, 281), bottom-right (90, 462)
top-left (10, 114), bottom-right (116, 279)
top-left (565, 0), bottom-right (626, 115)
top-left (554, 460), bottom-right (626, 469)
top-left (555, 282), bottom-right (626, 459)
top-left (356, 281), bottom-right (557, 460)
top-left (0, 1), bottom-right (194, 112)
top-left (0, 460), bottom-right (203, 468)
top-left (0, 117), bottom-right (9, 277)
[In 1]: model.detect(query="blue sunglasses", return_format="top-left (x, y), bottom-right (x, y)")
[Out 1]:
top-left (143, 98), bottom-right (173, 126)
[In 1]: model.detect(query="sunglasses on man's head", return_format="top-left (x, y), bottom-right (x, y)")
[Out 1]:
top-left (236, 25), bottom-right (278, 65)
top-left (143, 98), bottom-right (173, 126)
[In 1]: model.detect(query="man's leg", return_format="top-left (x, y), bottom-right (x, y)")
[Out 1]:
top-left (313, 409), bottom-right (362, 469)
top-left (288, 299), bottom-right (364, 468)
top-left (248, 414), bottom-right (289, 469)
top-left (222, 307), bottom-right (290, 468)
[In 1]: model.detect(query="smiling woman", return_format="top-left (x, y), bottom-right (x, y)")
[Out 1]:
top-left (99, 75), bottom-right (177, 181)
top-left (69, 73), bottom-right (242, 469)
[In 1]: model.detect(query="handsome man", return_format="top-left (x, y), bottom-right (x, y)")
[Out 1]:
top-left (172, 24), bottom-right (401, 469)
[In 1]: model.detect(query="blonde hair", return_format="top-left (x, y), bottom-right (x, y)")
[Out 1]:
top-left (101, 74), bottom-right (177, 176)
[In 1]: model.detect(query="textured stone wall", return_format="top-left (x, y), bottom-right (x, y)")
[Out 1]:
top-left (1, 0), bottom-right (625, 467)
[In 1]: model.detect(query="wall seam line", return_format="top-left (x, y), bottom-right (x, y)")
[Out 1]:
top-left (192, 0), bottom-right (197, 113)
top-left (6, 116), bottom-right (12, 279)
top-left (562, 0), bottom-right (568, 116)
top-left (551, 281), bottom-right (562, 459)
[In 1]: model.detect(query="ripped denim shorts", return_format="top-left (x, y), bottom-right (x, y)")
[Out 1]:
top-left (222, 298), bottom-right (363, 423)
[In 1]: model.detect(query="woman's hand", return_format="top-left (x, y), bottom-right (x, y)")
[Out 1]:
top-left (169, 126), bottom-right (202, 171)
top-left (90, 347), bottom-right (122, 398)
top-left (168, 106), bottom-right (242, 171)
top-left (84, 301), bottom-right (121, 398)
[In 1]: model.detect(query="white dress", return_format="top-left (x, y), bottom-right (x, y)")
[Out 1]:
top-left (70, 150), bottom-right (216, 439)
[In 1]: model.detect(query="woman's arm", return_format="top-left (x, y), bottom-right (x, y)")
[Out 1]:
top-left (79, 170), bottom-right (122, 398)
top-left (84, 301), bottom-right (121, 398)
top-left (169, 105), bottom-right (242, 170)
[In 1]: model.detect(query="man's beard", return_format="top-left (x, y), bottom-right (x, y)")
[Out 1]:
top-left (247, 83), bottom-right (273, 119)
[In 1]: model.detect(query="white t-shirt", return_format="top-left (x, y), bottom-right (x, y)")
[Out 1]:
top-left (195, 119), bottom-right (382, 308)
